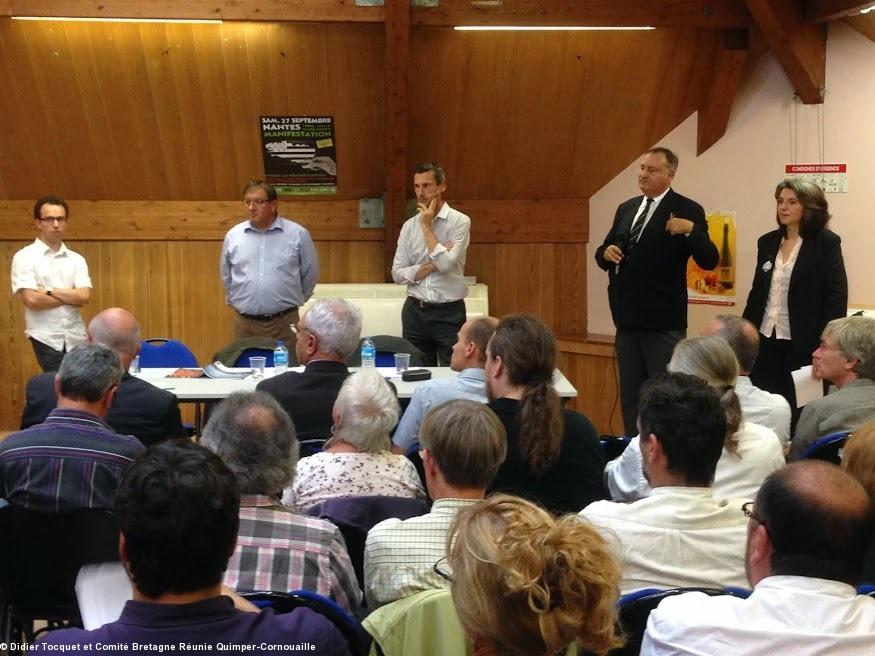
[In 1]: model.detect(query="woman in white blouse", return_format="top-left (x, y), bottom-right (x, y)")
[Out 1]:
top-left (283, 368), bottom-right (426, 512)
top-left (605, 335), bottom-right (785, 502)
top-left (742, 178), bottom-right (847, 410)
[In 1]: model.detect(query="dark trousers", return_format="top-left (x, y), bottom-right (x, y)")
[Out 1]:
top-left (615, 328), bottom-right (685, 436)
top-left (233, 308), bottom-right (299, 353)
top-left (401, 297), bottom-right (466, 367)
top-left (30, 338), bottom-right (65, 373)
top-left (750, 333), bottom-right (799, 411)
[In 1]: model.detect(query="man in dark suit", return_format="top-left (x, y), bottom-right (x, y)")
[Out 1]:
top-left (257, 298), bottom-right (361, 454)
top-left (20, 307), bottom-right (186, 447)
top-left (595, 147), bottom-right (718, 435)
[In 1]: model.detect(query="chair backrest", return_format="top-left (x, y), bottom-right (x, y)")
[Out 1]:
top-left (600, 435), bottom-right (633, 461)
top-left (0, 505), bottom-right (120, 632)
top-left (347, 336), bottom-right (427, 368)
top-left (212, 337), bottom-right (282, 367)
top-left (801, 430), bottom-right (852, 464)
top-left (306, 496), bottom-right (430, 589)
top-left (609, 587), bottom-right (750, 656)
top-left (139, 338), bottom-right (199, 368)
top-left (242, 590), bottom-right (370, 656)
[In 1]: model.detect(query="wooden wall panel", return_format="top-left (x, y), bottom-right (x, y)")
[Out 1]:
top-left (557, 346), bottom-right (624, 436)
top-left (408, 27), bottom-right (718, 200)
top-left (0, 19), bottom-right (384, 200)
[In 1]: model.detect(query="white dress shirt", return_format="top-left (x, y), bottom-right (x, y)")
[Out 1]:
top-left (735, 375), bottom-right (792, 446)
top-left (364, 498), bottom-right (479, 608)
top-left (10, 239), bottom-right (91, 351)
top-left (580, 487), bottom-right (749, 595)
top-left (605, 422), bottom-right (784, 503)
top-left (391, 202), bottom-right (471, 303)
top-left (760, 237), bottom-right (802, 340)
top-left (629, 187), bottom-right (671, 237)
top-left (642, 576), bottom-right (875, 656)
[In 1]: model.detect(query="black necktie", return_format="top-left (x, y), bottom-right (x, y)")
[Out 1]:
top-left (628, 197), bottom-right (653, 245)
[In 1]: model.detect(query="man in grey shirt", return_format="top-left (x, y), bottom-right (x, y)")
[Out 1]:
top-left (221, 180), bottom-right (319, 349)
top-left (391, 162), bottom-right (471, 366)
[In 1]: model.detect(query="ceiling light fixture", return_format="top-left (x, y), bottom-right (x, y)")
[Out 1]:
top-left (12, 16), bottom-right (222, 24)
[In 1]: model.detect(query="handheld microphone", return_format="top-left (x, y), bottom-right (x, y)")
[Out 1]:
top-left (614, 235), bottom-right (628, 276)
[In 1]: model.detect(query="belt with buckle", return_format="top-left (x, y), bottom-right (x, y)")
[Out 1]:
top-left (407, 297), bottom-right (464, 310)
top-left (239, 307), bottom-right (297, 321)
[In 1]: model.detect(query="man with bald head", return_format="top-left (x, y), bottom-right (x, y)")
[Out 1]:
top-left (703, 314), bottom-right (792, 448)
top-left (21, 307), bottom-right (185, 446)
top-left (643, 461), bottom-right (875, 655)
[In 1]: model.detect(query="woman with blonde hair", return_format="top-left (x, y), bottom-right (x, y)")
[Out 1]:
top-left (842, 422), bottom-right (875, 583)
top-left (606, 335), bottom-right (785, 501)
top-left (447, 495), bottom-right (624, 656)
top-left (283, 368), bottom-right (425, 511)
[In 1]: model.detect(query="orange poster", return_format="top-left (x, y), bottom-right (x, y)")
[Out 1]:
top-left (688, 211), bottom-right (736, 306)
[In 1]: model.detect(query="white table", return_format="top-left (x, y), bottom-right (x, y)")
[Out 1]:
top-left (137, 366), bottom-right (578, 401)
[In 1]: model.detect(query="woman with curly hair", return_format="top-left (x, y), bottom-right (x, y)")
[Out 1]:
top-left (447, 495), bottom-right (624, 656)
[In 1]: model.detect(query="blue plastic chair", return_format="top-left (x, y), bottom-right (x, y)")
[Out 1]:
top-left (242, 590), bottom-right (369, 655)
top-left (233, 347), bottom-right (275, 368)
top-left (801, 430), bottom-right (852, 464)
top-left (138, 338), bottom-right (198, 368)
top-left (611, 587), bottom-right (751, 656)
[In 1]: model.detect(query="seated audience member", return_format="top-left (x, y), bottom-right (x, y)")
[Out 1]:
top-left (643, 461), bottom-right (875, 655)
top-left (257, 298), bottom-right (361, 453)
top-left (0, 344), bottom-right (144, 512)
top-left (841, 422), bottom-right (875, 585)
top-left (392, 316), bottom-right (498, 454)
top-left (485, 315), bottom-right (606, 514)
top-left (201, 391), bottom-right (361, 611)
top-left (38, 440), bottom-right (349, 653)
top-left (792, 315), bottom-right (875, 459)
top-left (365, 399), bottom-right (507, 608)
top-left (20, 307), bottom-right (186, 447)
top-left (283, 369), bottom-right (426, 512)
top-left (581, 372), bottom-right (749, 594)
top-left (702, 314), bottom-right (792, 447)
top-left (448, 495), bottom-right (624, 656)
top-left (606, 335), bottom-right (785, 502)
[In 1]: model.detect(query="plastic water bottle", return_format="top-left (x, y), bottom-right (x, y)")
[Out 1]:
top-left (361, 337), bottom-right (376, 369)
top-left (273, 340), bottom-right (289, 373)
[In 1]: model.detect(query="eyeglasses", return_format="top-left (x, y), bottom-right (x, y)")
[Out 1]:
top-left (242, 198), bottom-right (270, 207)
top-left (741, 501), bottom-right (771, 539)
top-left (37, 217), bottom-right (67, 223)
top-left (433, 556), bottom-right (453, 583)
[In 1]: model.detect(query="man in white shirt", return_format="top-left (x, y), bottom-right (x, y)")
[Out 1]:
top-left (391, 316), bottom-right (498, 454)
top-left (791, 315), bottom-right (875, 459)
top-left (391, 162), bottom-right (471, 366)
top-left (10, 196), bottom-right (92, 372)
top-left (581, 372), bottom-right (749, 595)
top-left (703, 314), bottom-right (791, 447)
top-left (642, 461), bottom-right (875, 656)
top-left (364, 399), bottom-right (506, 608)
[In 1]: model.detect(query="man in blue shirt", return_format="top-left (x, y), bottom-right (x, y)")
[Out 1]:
top-left (392, 316), bottom-right (497, 453)
top-left (36, 440), bottom-right (349, 654)
top-left (221, 180), bottom-right (319, 350)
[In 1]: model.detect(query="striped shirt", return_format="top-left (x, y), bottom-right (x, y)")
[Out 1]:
top-left (0, 408), bottom-right (145, 512)
top-left (363, 498), bottom-right (479, 608)
top-left (224, 494), bottom-right (362, 612)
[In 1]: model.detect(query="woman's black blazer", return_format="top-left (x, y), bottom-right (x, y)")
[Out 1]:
top-left (742, 228), bottom-right (848, 368)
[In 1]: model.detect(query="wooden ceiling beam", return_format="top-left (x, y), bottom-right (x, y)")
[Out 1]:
top-left (806, 1), bottom-right (875, 22)
top-left (697, 29), bottom-right (749, 155)
top-left (0, 1), bottom-right (383, 22)
top-left (744, 0), bottom-right (826, 103)
top-left (413, 0), bottom-right (753, 28)
top-left (844, 12), bottom-right (875, 43)
top-left (0, 0), bottom-right (754, 28)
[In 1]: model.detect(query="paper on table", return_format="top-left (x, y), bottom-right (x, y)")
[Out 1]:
top-left (792, 365), bottom-right (824, 408)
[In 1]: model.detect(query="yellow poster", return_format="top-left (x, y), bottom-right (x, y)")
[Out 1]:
top-left (687, 211), bottom-right (736, 306)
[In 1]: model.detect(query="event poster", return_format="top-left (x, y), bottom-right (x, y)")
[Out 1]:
top-left (259, 116), bottom-right (337, 195)
top-left (687, 211), bottom-right (737, 306)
